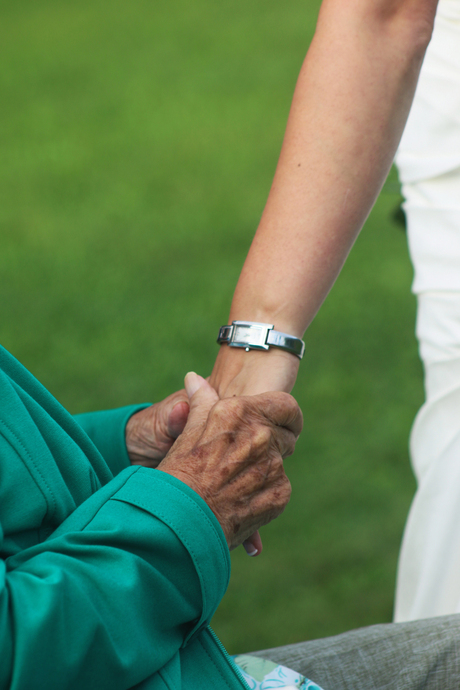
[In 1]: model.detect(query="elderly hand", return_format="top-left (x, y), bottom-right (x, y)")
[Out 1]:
top-left (126, 391), bottom-right (190, 467)
top-left (158, 373), bottom-right (302, 551)
top-left (209, 345), bottom-right (301, 555)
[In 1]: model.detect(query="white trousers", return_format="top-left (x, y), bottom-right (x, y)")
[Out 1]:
top-left (394, 0), bottom-right (460, 622)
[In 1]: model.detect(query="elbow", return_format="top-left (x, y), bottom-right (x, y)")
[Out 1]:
top-left (382, 1), bottom-right (437, 53)
top-left (400, 19), bottom-right (436, 71)
top-left (319, 0), bottom-right (437, 58)
top-left (404, 14), bottom-right (436, 54)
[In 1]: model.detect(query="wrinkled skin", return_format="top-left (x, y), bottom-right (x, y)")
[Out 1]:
top-left (157, 374), bottom-right (302, 550)
top-left (126, 390), bottom-right (190, 467)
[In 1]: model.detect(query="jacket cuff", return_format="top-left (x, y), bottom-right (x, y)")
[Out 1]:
top-left (112, 467), bottom-right (231, 636)
top-left (74, 405), bottom-right (150, 476)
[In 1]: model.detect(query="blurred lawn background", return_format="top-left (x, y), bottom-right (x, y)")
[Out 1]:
top-left (0, 0), bottom-right (422, 653)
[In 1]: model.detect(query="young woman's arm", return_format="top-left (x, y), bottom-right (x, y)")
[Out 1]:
top-left (210, 0), bottom-right (438, 398)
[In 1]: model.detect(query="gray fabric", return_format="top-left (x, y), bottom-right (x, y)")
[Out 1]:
top-left (250, 614), bottom-right (460, 689)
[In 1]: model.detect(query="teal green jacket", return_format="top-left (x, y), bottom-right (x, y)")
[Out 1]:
top-left (0, 346), bottom-right (246, 689)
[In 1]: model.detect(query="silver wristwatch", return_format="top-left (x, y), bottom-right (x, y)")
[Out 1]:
top-left (217, 321), bottom-right (305, 360)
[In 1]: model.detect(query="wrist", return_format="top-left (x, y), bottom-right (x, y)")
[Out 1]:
top-left (211, 345), bottom-right (299, 398)
top-left (228, 305), bottom-right (306, 341)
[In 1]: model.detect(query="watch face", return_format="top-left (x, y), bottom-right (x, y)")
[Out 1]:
top-left (233, 324), bottom-right (267, 347)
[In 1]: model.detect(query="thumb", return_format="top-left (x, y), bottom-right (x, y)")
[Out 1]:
top-left (184, 372), bottom-right (219, 428)
top-left (166, 400), bottom-right (190, 439)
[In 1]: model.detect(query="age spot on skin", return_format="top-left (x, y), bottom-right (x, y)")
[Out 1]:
top-left (219, 465), bottom-right (232, 481)
top-left (226, 431), bottom-right (237, 445)
top-left (190, 446), bottom-right (206, 461)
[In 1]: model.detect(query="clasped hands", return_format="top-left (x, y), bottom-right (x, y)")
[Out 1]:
top-left (125, 370), bottom-right (302, 552)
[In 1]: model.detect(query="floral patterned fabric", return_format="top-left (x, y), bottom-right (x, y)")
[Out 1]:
top-left (232, 655), bottom-right (325, 690)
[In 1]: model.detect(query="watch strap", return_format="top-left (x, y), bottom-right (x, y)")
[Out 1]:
top-left (217, 321), bottom-right (305, 360)
top-left (266, 328), bottom-right (305, 359)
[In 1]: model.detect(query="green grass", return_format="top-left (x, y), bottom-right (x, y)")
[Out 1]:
top-left (0, 0), bottom-right (422, 654)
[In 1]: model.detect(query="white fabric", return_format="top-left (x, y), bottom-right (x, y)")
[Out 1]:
top-left (395, 296), bottom-right (460, 621)
top-left (395, 0), bottom-right (460, 295)
top-left (394, 0), bottom-right (460, 622)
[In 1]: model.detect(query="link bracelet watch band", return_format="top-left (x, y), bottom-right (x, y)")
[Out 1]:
top-left (217, 321), bottom-right (305, 360)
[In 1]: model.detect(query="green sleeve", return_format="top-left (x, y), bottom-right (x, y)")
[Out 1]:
top-left (1, 468), bottom-right (230, 690)
top-left (74, 404), bottom-right (150, 476)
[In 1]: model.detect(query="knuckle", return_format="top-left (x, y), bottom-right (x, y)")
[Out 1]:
top-left (210, 399), bottom-right (227, 420)
top-left (269, 450), bottom-right (284, 473)
top-left (225, 396), bottom-right (245, 412)
top-left (282, 474), bottom-right (292, 501)
top-left (250, 425), bottom-right (272, 453)
top-left (268, 391), bottom-right (293, 408)
top-left (283, 431), bottom-right (297, 458)
top-left (211, 397), bottom-right (243, 425)
top-left (276, 391), bottom-right (292, 403)
top-left (278, 390), bottom-right (301, 410)
top-left (272, 476), bottom-right (292, 512)
top-left (283, 393), bottom-right (302, 425)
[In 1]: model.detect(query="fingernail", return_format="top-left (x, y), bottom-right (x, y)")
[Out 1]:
top-left (184, 372), bottom-right (203, 398)
top-left (243, 542), bottom-right (258, 557)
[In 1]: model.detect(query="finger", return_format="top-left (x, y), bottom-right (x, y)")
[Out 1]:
top-left (184, 372), bottom-right (220, 429)
top-left (272, 425), bottom-right (297, 459)
top-left (252, 391), bottom-right (303, 437)
top-left (157, 390), bottom-right (189, 439)
top-left (167, 401), bottom-right (190, 439)
top-left (243, 530), bottom-right (263, 557)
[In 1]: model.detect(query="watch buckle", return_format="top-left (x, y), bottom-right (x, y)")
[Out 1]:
top-left (229, 321), bottom-right (274, 351)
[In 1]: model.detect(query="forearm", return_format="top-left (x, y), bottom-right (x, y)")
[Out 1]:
top-left (2, 468), bottom-right (228, 689)
top-left (212, 0), bottom-right (437, 396)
